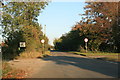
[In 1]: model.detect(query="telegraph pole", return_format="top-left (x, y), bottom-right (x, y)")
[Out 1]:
top-left (41, 25), bottom-right (46, 54)
top-left (44, 25), bottom-right (46, 36)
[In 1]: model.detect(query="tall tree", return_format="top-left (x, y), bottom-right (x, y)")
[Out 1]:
top-left (73, 2), bottom-right (119, 52)
top-left (1, 2), bottom-right (49, 59)
top-left (2, 2), bottom-right (48, 36)
top-left (83, 2), bottom-right (119, 52)
top-left (54, 2), bottom-right (119, 52)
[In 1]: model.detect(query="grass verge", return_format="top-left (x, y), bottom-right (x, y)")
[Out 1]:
top-left (2, 61), bottom-right (27, 79)
top-left (16, 50), bottom-right (51, 59)
top-left (42, 51), bottom-right (51, 57)
top-left (69, 52), bottom-right (119, 62)
top-left (2, 51), bottom-right (51, 79)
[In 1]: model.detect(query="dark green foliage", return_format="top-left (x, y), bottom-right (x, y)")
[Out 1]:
top-left (54, 2), bottom-right (119, 52)
top-left (54, 30), bottom-right (85, 51)
top-left (1, 2), bottom-right (49, 59)
top-left (83, 2), bottom-right (119, 52)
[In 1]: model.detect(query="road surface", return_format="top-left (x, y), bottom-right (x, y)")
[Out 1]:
top-left (28, 51), bottom-right (118, 78)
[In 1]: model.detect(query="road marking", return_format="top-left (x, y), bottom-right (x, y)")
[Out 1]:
top-left (106, 61), bottom-right (118, 64)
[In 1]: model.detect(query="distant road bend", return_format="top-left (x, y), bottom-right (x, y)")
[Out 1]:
top-left (30, 51), bottom-right (118, 78)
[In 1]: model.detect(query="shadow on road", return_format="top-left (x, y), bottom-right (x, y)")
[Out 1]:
top-left (39, 53), bottom-right (118, 78)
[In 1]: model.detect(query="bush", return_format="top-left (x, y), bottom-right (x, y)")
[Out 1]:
top-left (16, 51), bottom-right (50, 59)
top-left (17, 51), bottom-right (42, 59)
top-left (77, 46), bottom-right (86, 53)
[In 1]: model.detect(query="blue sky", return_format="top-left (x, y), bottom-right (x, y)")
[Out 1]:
top-left (38, 2), bottom-right (86, 45)
top-left (0, 2), bottom-right (86, 44)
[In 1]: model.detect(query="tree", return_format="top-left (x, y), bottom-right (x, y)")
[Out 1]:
top-left (54, 2), bottom-right (119, 52)
top-left (54, 29), bottom-right (85, 51)
top-left (1, 2), bottom-right (49, 59)
top-left (83, 2), bottom-right (119, 52)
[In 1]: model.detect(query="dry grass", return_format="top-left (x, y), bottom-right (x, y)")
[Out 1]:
top-left (18, 52), bottom-right (42, 59)
top-left (16, 51), bottom-right (51, 59)
top-left (2, 61), bottom-right (27, 79)
top-left (69, 52), bottom-right (119, 62)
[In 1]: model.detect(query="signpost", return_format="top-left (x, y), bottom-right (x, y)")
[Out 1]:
top-left (41, 39), bottom-right (45, 44)
top-left (41, 39), bottom-right (45, 54)
top-left (20, 42), bottom-right (26, 47)
top-left (84, 38), bottom-right (88, 52)
top-left (19, 42), bottom-right (26, 51)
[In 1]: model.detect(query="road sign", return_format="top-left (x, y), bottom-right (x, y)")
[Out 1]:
top-left (84, 38), bottom-right (88, 52)
top-left (20, 42), bottom-right (26, 47)
top-left (41, 39), bottom-right (45, 43)
top-left (84, 38), bottom-right (88, 42)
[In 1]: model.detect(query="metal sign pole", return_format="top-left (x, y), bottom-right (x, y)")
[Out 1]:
top-left (41, 39), bottom-right (45, 54)
top-left (86, 42), bottom-right (87, 52)
top-left (84, 38), bottom-right (88, 53)
top-left (42, 43), bottom-right (44, 54)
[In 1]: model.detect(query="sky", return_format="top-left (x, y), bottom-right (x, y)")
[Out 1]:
top-left (38, 2), bottom-right (86, 45)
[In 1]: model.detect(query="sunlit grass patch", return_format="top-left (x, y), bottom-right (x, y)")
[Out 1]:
top-left (2, 61), bottom-right (12, 77)
top-left (42, 51), bottom-right (51, 57)
top-left (2, 61), bottom-right (27, 79)
top-left (69, 52), bottom-right (119, 62)
top-left (71, 52), bottom-right (118, 56)
top-left (17, 51), bottom-right (42, 59)
top-left (16, 51), bottom-right (51, 59)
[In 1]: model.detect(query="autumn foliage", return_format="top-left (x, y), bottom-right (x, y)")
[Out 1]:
top-left (54, 2), bottom-right (119, 52)
top-left (1, 2), bottom-right (49, 59)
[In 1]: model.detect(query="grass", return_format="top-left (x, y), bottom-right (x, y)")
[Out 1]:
top-left (2, 61), bottom-right (12, 76)
top-left (17, 51), bottom-right (42, 59)
top-left (2, 61), bottom-right (27, 79)
top-left (2, 51), bottom-right (51, 79)
top-left (42, 51), bottom-right (51, 57)
top-left (16, 50), bottom-right (51, 59)
top-left (69, 51), bottom-right (119, 62)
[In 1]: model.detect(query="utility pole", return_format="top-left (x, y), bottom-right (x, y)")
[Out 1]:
top-left (41, 25), bottom-right (46, 54)
top-left (44, 25), bottom-right (46, 36)
top-left (44, 25), bottom-right (46, 54)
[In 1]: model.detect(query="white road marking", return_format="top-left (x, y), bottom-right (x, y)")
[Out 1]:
top-left (106, 61), bottom-right (118, 64)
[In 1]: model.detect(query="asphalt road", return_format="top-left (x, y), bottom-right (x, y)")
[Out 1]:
top-left (30, 51), bottom-right (118, 78)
